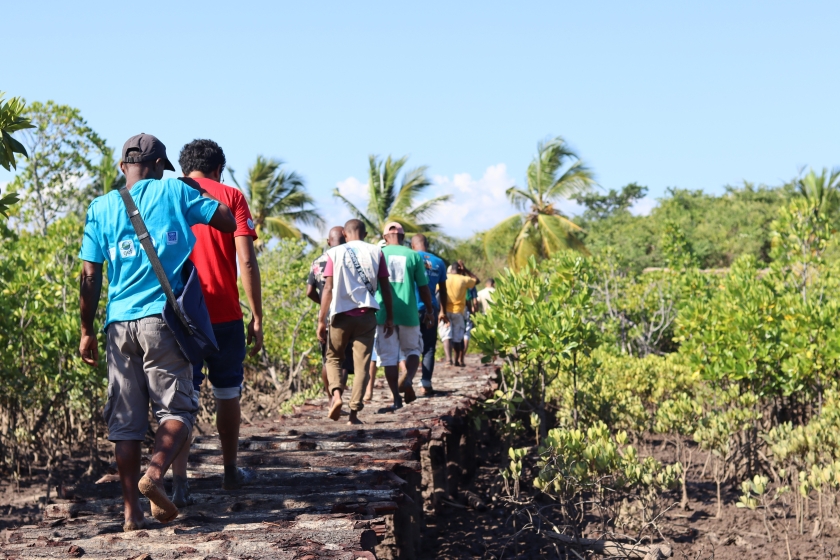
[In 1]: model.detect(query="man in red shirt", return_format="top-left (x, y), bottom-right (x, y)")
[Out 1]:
top-left (170, 139), bottom-right (263, 505)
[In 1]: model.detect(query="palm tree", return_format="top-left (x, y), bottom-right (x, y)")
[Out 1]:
top-left (485, 136), bottom-right (595, 270)
top-left (230, 155), bottom-right (323, 249)
top-left (333, 155), bottom-right (451, 238)
top-left (794, 167), bottom-right (840, 216)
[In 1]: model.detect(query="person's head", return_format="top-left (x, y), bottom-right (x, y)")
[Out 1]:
top-left (119, 133), bottom-right (175, 186)
top-left (327, 226), bottom-right (346, 248)
top-left (179, 139), bottom-right (226, 181)
top-left (383, 222), bottom-right (405, 246)
top-left (486, 278), bottom-right (495, 288)
top-left (410, 233), bottom-right (428, 252)
top-left (448, 264), bottom-right (459, 274)
top-left (343, 219), bottom-right (367, 241)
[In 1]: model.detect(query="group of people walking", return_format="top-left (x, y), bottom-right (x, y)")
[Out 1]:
top-left (76, 133), bottom-right (495, 530)
top-left (307, 225), bottom-right (496, 423)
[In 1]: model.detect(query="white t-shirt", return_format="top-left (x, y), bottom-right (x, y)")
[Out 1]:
top-left (325, 240), bottom-right (385, 321)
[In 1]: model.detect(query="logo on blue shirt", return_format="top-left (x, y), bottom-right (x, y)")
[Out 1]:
top-left (119, 239), bottom-right (137, 258)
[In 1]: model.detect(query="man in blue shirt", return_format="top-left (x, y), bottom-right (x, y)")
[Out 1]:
top-left (78, 134), bottom-right (235, 530)
top-left (410, 234), bottom-right (448, 396)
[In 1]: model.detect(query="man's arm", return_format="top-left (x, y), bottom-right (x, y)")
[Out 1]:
top-left (179, 177), bottom-right (236, 232)
top-left (235, 236), bottom-right (263, 356)
top-left (306, 284), bottom-right (321, 305)
top-left (379, 277), bottom-right (395, 338)
top-left (418, 285), bottom-right (435, 327)
top-left (79, 260), bottom-right (103, 366)
top-left (317, 277), bottom-right (333, 343)
top-left (437, 280), bottom-right (449, 323)
top-left (457, 260), bottom-right (480, 283)
top-left (209, 205), bottom-right (236, 233)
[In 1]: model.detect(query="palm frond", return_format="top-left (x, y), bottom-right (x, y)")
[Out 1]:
top-left (510, 220), bottom-right (542, 270)
top-left (484, 214), bottom-right (524, 261)
top-left (506, 186), bottom-right (537, 211)
top-left (525, 136), bottom-right (593, 206)
top-left (239, 155), bottom-right (322, 242)
top-left (537, 213), bottom-right (589, 256)
top-left (332, 188), bottom-right (378, 233)
top-left (546, 159), bottom-right (595, 200)
top-left (263, 215), bottom-right (303, 239)
top-left (405, 194), bottom-right (452, 221)
top-left (392, 165), bottom-right (431, 216)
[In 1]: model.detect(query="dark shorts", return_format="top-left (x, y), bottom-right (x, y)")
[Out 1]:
top-left (193, 319), bottom-right (246, 399)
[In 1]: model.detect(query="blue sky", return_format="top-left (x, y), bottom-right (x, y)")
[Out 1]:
top-left (4, 1), bottom-right (840, 238)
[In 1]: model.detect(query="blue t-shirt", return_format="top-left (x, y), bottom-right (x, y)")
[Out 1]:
top-left (79, 178), bottom-right (219, 327)
top-left (416, 250), bottom-right (447, 314)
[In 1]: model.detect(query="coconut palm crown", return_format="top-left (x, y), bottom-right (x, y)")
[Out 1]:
top-left (485, 136), bottom-right (595, 270)
top-left (794, 167), bottom-right (840, 217)
top-left (333, 154), bottom-right (451, 239)
top-left (230, 155), bottom-right (323, 249)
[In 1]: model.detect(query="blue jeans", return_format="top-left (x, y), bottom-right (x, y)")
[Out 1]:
top-left (420, 311), bottom-right (439, 388)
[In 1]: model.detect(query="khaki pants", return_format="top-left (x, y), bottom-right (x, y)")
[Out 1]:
top-left (327, 311), bottom-right (376, 411)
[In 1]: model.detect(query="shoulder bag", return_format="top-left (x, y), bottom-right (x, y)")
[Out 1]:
top-left (118, 186), bottom-right (218, 365)
top-left (344, 246), bottom-right (376, 296)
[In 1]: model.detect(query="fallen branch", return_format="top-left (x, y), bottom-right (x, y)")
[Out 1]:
top-left (542, 532), bottom-right (672, 559)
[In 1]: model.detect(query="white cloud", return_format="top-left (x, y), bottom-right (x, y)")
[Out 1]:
top-left (335, 176), bottom-right (368, 203)
top-left (306, 164), bottom-right (591, 242)
top-left (426, 164), bottom-right (517, 238)
top-left (629, 196), bottom-right (657, 216)
top-left (300, 177), bottom-right (366, 242)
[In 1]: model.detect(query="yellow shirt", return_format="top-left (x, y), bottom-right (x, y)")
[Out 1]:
top-left (445, 274), bottom-right (477, 314)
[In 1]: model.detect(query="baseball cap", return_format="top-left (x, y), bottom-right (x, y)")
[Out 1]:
top-left (121, 133), bottom-right (176, 171)
top-left (383, 222), bottom-right (405, 235)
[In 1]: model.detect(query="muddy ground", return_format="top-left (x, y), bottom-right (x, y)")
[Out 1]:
top-left (419, 425), bottom-right (839, 559)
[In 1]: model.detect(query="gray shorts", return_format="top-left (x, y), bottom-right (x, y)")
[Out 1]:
top-left (104, 315), bottom-right (198, 441)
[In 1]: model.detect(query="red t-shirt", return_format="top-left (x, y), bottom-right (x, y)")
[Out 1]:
top-left (189, 177), bottom-right (258, 324)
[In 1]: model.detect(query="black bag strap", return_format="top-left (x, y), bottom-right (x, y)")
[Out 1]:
top-left (118, 186), bottom-right (193, 335)
top-left (344, 247), bottom-right (376, 296)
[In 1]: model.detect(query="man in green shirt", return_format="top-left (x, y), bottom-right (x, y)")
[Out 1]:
top-left (376, 222), bottom-right (435, 409)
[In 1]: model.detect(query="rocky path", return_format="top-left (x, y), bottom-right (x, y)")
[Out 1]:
top-left (1, 357), bottom-right (497, 559)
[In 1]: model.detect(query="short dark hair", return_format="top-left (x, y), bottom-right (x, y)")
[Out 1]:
top-left (179, 139), bottom-right (226, 176)
top-left (344, 219), bottom-right (366, 235)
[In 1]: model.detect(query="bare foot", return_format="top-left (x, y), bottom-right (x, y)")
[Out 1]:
top-left (328, 392), bottom-right (343, 421)
top-left (138, 475), bottom-right (178, 523)
top-left (347, 411), bottom-right (364, 425)
top-left (123, 516), bottom-right (148, 532)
